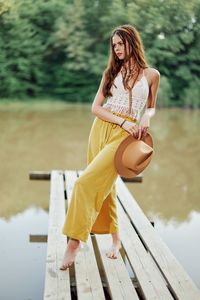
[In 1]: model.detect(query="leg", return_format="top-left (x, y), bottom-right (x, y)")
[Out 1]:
top-left (60, 238), bottom-right (81, 270)
top-left (106, 232), bottom-right (122, 259)
top-left (60, 117), bottom-right (129, 269)
top-left (60, 143), bottom-right (120, 270)
top-left (91, 183), bottom-right (118, 234)
top-left (62, 142), bottom-right (121, 242)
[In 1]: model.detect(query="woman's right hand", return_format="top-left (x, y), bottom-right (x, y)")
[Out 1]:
top-left (121, 120), bottom-right (138, 137)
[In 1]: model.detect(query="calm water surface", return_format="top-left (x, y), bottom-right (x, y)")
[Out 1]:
top-left (0, 101), bottom-right (199, 299)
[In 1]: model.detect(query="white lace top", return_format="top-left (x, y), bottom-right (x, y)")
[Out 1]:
top-left (103, 69), bottom-right (149, 121)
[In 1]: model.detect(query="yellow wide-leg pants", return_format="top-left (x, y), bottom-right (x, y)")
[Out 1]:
top-left (62, 111), bottom-right (137, 242)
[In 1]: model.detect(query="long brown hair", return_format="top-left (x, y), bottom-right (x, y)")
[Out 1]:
top-left (102, 24), bottom-right (149, 114)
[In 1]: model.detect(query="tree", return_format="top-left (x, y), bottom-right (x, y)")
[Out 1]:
top-left (0, 0), bottom-right (199, 107)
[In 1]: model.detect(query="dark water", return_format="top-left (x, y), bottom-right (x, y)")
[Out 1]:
top-left (0, 101), bottom-right (199, 299)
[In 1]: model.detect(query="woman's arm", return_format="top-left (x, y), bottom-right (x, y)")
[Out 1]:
top-left (137, 68), bottom-right (160, 139)
top-left (91, 73), bottom-right (124, 126)
top-left (143, 68), bottom-right (160, 119)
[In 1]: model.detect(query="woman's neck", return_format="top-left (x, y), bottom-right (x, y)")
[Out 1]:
top-left (123, 57), bottom-right (136, 70)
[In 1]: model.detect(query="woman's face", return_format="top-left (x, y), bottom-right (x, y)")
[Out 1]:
top-left (112, 33), bottom-right (127, 60)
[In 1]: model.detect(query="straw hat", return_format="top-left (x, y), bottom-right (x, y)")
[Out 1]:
top-left (114, 132), bottom-right (154, 178)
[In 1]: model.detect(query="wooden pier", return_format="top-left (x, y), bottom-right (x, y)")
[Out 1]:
top-left (29, 170), bottom-right (200, 300)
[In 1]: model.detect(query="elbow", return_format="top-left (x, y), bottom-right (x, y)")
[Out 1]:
top-left (91, 104), bottom-right (99, 115)
top-left (91, 104), bottom-right (96, 115)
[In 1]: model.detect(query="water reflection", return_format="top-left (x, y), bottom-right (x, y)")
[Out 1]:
top-left (151, 211), bottom-right (200, 289)
top-left (0, 207), bottom-right (48, 300)
top-left (0, 101), bottom-right (199, 297)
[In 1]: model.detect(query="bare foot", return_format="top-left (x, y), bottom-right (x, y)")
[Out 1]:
top-left (106, 232), bottom-right (122, 259)
top-left (60, 238), bottom-right (80, 270)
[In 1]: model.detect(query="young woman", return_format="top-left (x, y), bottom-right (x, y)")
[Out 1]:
top-left (60, 24), bottom-right (160, 270)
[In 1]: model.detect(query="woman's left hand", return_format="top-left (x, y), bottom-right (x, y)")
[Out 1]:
top-left (136, 114), bottom-right (150, 140)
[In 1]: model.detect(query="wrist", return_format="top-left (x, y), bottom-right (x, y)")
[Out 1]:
top-left (120, 119), bottom-right (126, 128)
top-left (117, 117), bottom-right (124, 126)
top-left (144, 108), bottom-right (155, 118)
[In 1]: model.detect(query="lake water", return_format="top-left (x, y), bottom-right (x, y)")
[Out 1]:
top-left (0, 101), bottom-right (199, 299)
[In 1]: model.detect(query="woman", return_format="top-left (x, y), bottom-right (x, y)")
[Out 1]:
top-left (60, 24), bottom-right (160, 270)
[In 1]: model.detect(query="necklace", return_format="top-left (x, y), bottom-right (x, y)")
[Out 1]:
top-left (121, 64), bottom-right (140, 116)
top-left (121, 64), bottom-right (139, 87)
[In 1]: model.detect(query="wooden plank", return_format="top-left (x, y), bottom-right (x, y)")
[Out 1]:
top-left (121, 173), bottom-right (143, 182)
top-left (64, 170), bottom-right (77, 203)
top-left (65, 170), bottom-right (105, 300)
top-left (116, 176), bottom-right (200, 300)
top-left (117, 201), bottom-right (173, 299)
top-left (29, 234), bottom-right (47, 243)
top-left (95, 234), bottom-right (139, 300)
top-left (44, 170), bottom-right (71, 300)
top-left (29, 170), bottom-right (143, 182)
top-left (75, 237), bottom-right (105, 300)
top-left (29, 171), bottom-right (50, 180)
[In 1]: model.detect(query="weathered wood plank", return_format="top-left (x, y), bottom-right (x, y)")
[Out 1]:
top-left (116, 176), bottom-right (200, 300)
top-left (29, 171), bottom-right (51, 180)
top-left (121, 173), bottom-right (143, 182)
top-left (95, 234), bottom-right (139, 300)
top-left (29, 234), bottom-right (47, 243)
top-left (44, 170), bottom-right (71, 300)
top-left (117, 201), bottom-right (173, 299)
top-left (65, 170), bottom-right (105, 300)
top-left (29, 170), bottom-right (142, 182)
top-left (75, 237), bottom-right (105, 300)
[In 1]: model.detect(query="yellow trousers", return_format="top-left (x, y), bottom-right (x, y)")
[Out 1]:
top-left (62, 111), bottom-right (137, 242)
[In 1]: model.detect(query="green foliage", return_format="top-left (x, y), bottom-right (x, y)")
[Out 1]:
top-left (0, 0), bottom-right (199, 107)
top-left (157, 76), bottom-right (173, 107)
top-left (183, 77), bottom-right (200, 108)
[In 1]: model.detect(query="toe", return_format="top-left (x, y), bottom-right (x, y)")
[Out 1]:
top-left (60, 263), bottom-right (68, 270)
top-left (106, 252), bottom-right (114, 259)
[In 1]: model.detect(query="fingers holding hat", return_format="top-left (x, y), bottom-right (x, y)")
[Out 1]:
top-left (137, 126), bottom-right (149, 140)
top-left (121, 121), bottom-right (149, 140)
top-left (122, 120), bottom-right (138, 137)
top-left (142, 127), bottom-right (149, 137)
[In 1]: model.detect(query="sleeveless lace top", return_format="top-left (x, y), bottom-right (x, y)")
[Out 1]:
top-left (103, 69), bottom-right (149, 121)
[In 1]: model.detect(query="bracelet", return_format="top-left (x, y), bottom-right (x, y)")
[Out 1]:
top-left (120, 119), bottom-right (126, 128)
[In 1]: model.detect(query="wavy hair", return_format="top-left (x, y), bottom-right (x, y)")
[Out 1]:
top-left (102, 24), bottom-right (149, 114)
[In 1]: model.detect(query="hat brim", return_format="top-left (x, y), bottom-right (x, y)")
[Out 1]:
top-left (114, 132), bottom-right (153, 178)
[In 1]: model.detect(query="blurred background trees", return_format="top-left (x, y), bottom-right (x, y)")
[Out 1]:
top-left (0, 0), bottom-right (199, 107)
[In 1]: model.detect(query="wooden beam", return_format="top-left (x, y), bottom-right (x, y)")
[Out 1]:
top-left (29, 170), bottom-right (143, 182)
top-left (29, 234), bottom-right (47, 243)
top-left (121, 173), bottom-right (143, 182)
top-left (29, 171), bottom-right (51, 180)
top-left (43, 170), bottom-right (71, 300)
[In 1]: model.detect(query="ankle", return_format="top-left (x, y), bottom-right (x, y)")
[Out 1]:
top-left (68, 238), bottom-right (80, 249)
top-left (111, 232), bottom-right (121, 243)
top-left (113, 238), bottom-right (121, 246)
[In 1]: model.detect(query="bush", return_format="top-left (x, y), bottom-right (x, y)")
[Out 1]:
top-left (183, 77), bottom-right (200, 108)
top-left (157, 76), bottom-right (173, 107)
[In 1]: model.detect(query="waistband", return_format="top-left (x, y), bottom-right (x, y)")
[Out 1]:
top-left (111, 111), bottom-right (137, 123)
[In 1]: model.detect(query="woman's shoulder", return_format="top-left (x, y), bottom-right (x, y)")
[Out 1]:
top-left (144, 67), bottom-right (160, 77)
top-left (144, 67), bottom-right (160, 85)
